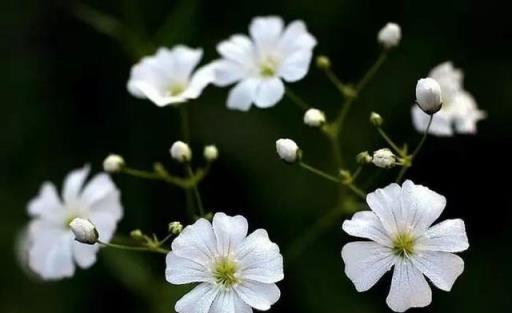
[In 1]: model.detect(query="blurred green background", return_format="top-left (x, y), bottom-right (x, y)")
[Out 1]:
top-left (2, 0), bottom-right (512, 312)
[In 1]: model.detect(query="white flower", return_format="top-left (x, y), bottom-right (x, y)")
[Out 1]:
top-left (412, 62), bottom-right (486, 136)
top-left (415, 78), bottom-right (442, 114)
top-left (165, 212), bottom-right (284, 313)
top-left (213, 16), bottom-right (317, 111)
top-left (103, 154), bottom-right (125, 173)
top-left (170, 141), bottom-right (192, 162)
top-left (372, 148), bottom-right (397, 168)
top-left (303, 108), bottom-right (326, 127)
top-left (69, 218), bottom-right (98, 244)
top-left (25, 165), bottom-right (123, 280)
top-left (276, 138), bottom-right (299, 163)
top-left (377, 23), bottom-right (401, 49)
top-left (127, 45), bottom-right (215, 106)
top-left (341, 180), bottom-right (469, 312)
top-left (203, 145), bottom-right (219, 162)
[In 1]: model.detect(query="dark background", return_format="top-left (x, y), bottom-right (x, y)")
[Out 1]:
top-left (1, 0), bottom-right (511, 312)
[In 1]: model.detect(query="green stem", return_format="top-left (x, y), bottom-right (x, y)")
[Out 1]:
top-left (187, 165), bottom-right (205, 217)
top-left (98, 241), bottom-right (169, 254)
top-left (356, 51), bottom-right (388, 92)
top-left (179, 105), bottom-right (191, 142)
top-left (346, 183), bottom-right (366, 199)
top-left (158, 233), bottom-right (174, 246)
top-left (299, 162), bottom-right (340, 183)
top-left (285, 88), bottom-right (310, 111)
top-left (324, 68), bottom-right (353, 98)
top-left (377, 127), bottom-right (404, 156)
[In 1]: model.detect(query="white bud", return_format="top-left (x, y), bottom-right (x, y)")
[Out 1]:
top-left (170, 141), bottom-right (192, 162)
top-left (416, 78), bottom-right (442, 114)
top-left (69, 218), bottom-right (98, 244)
top-left (203, 145), bottom-right (218, 162)
top-left (168, 221), bottom-right (183, 235)
top-left (103, 154), bottom-right (125, 173)
top-left (377, 22), bottom-right (401, 49)
top-left (304, 108), bottom-right (326, 127)
top-left (276, 138), bottom-right (300, 163)
top-left (370, 112), bottom-right (384, 126)
top-left (372, 148), bottom-right (397, 168)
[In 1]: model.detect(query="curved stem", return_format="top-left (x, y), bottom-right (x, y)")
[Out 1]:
top-left (356, 51), bottom-right (388, 92)
top-left (98, 240), bottom-right (169, 254)
top-left (285, 88), bottom-right (310, 111)
top-left (186, 165), bottom-right (205, 217)
top-left (377, 127), bottom-right (404, 156)
top-left (299, 162), bottom-right (340, 183)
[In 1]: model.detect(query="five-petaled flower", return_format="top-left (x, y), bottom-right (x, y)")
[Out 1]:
top-left (412, 62), bottom-right (486, 136)
top-left (165, 212), bottom-right (284, 313)
top-left (212, 16), bottom-right (317, 111)
top-left (127, 45), bottom-right (215, 106)
top-left (25, 165), bottom-right (123, 280)
top-left (341, 180), bottom-right (469, 312)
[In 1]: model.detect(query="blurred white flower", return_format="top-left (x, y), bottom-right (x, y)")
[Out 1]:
top-left (377, 23), bottom-right (401, 49)
top-left (303, 108), bottom-right (326, 127)
top-left (166, 212), bottom-right (283, 313)
top-left (372, 148), bottom-right (397, 168)
top-left (213, 16), bottom-right (317, 111)
top-left (203, 145), bottom-right (219, 162)
top-left (127, 45), bottom-right (215, 106)
top-left (26, 166), bottom-right (123, 280)
top-left (276, 138), bottom-right (299, 163)
top-left (103, 154), bottom-right (125, 173)
top-left (412, 62), bottom-right (486, 136)
top-left (170, 141), bottom-right (192, 163)
top-left (341, 180), bottom-right (469, 312)
top-left (415, 78), bottom-right (442, 114)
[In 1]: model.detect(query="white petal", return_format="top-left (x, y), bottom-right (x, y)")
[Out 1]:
top-left (27, 182), bottom-right (64, 219)
top-left (28, 222), bottom-right (75, 280)
top-left (366, 183), bottom-right (402, 235)
top-left (249, 16), bottom-right (284, 50)
top-left (411, 251), bottom-right (464, 291)
top-left (217, 35), bottom-right (255, 65)
top-left (165, 252), bottom-right (212, 284)
top-left (213, 60), bottom-right (247, 87)
top-left (451, 91), bottom-right (486, 134)
top-left (169, 45), bottom-right (203, 82)
top-left (212, 213), bottom-right (248, 255)
top-left (277, 20), bottom-right (317, 55)
top-left (175, 283), bottom-right (219, 313)
top-left (253, 78), bottom-right (284, 108)
top-left (341, 241), bottom-right (395, 292)
top-left (171, 218), bottom-right (217, 264)
top-left (182, 62), bottom-right (216, 99)
top-left (386, 259), bottom-right (432, 312)
top-left (62, 165), bottom-right (90, 204)
top-left (411, 105), bottom-right (454, 137)
top-left (342, 211), bottom-right (393, 247)
top-left (235, 281), bottom-right (280, 311)
top-left (400, 180), bottom-right (446, 235)
top-left (89, 211), bottom-right (120, 242)
top-left (80, 173), bottom-right (122, 218)
top-left (226, 79), bottom-right (259, 111)
top-left (236, 229), bottom-right (283, 283)
top-left (72, 241), bottom-right (99, 268)
top-left (131, 81), bottom-right (187, 107)
top-left (278, 50), bottom-right (313, 82)
top-left (210, 290), bottom-right (246, 313)
top-left (416, 219), bottom-right (469, 253)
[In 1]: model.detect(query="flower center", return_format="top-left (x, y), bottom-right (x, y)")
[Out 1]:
top-left (212, 256), bottom-right (240, 287)
top-left (167, 83), bottom-right (186, 96)
top-left (392, 232), bottom-right (415, 257)
top-left (259, 58), bottom-right (278, 77)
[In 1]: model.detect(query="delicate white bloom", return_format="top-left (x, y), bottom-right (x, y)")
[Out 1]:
top-left (415, 78), bottom-right (442, 114)
top-left (303, 108), bottom-right (326, 127)
top-left (276, 138), bottom-right (299, 163)
top-left (203, 145), bottom-right (219, 162)
top-left (372, 148), bottom-right (396, 168)
top-left (412, 62), bottom-right (486, 136)
top-left (103, 154), bottom-right (125, 173)
top-left (170, 141), bottom-right (192, 162)
top-left (127, 45), bottom-right (215, 106)
top-left (166, 212), bottom-right (284, 313)
top-left (69, 218), bottom-right (98, 244)
top-left (212, 16), bottom-right (317, 111)
top-left (341, 180), bottom-right (469, 312)
top-left (377, 23), bottom-right (401, 49)
top-left (25, 165), bottom-right (123, 280)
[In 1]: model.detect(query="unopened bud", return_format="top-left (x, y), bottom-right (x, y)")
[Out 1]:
top-left (203, 145), bottom-right (219, 162)
top-left (377, 22), bottom-right (401, 49)
top-left (170, 141), bottom-right (192, 163)
top-left (372, 148), bottom-right (397, 168)
top-left (69, 218), bottom-right (98, 244)
top-left (316, 55), bottom-right (331, 69)
top-left (130, 229), bottom-right (144, 240)
top-left (370, 112), bottom-right (383, 126)
top-left (356, 151), bottom-right (373, 164)
top-left (416, 78), bottom-right (442, 114)
top-left (304, 108), bottom-right (326, 127)
top-left (276, 138), bottom-right (300, 163)
top-left (103, 154), bottom-right (125, 173)
top-left (168, 221), bottom-right (183, 235)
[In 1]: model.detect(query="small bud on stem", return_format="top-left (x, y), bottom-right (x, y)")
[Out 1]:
top-left (69, 218), bottom-right (98, 245)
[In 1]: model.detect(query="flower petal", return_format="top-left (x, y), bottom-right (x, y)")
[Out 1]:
top-left (366, 182), bottom-right (402, 235)
top-left (171, 218), bottom-right (217, 264)
top-left (62, 165), bottom-right (90, 204)
top-left (217, 34), bottom-right (255, 65)
top-left (27, 182), bottom-right (64, 219)
top-left (412, 106), bottom-right (454, 137)
top-left (236, 229), bottom-right (283, 284)
top-left (278, 50), bottom-right (313, 82)
top-left (212, 213), bottom-right (248, 255)
top-left (400, 180), bottom-right (446, 235)
top-left (130, 81), bottom-right (187, 107)
top-left (235, 281), bottom-right (280, 311)
top-left (213, 60), bottom-right (247, 87)
top-left (169, 45), bottom-right (203, 82)
top-left (165, 252), bottom-right (212, 284)
top-left (253, 78), bottom-right (284, 108)
top-left (386, 259), bottom-right (432, 312)
top-left (341, 241), bottom-right (395, 292)
top-left (227, 79), bottom-right (259, 111)
top-left (80, 173), bottom-right (122, 219)
top-left (72, 241), bottom-right (99, 268)
top-left (182, 62), bottom-right (216, 99)
top-left (416, 219), bottom-right (469, 253)
top-left (411, 251), bottom-right (464, 291)
top-left (342, 211), bottom-right (393, 247)
top-left (175, 283), bottom-right (219, 313)
top-left (277, 20), bottom-right (317, 55)
top-left (249, 16), bottom-right (284, 50)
